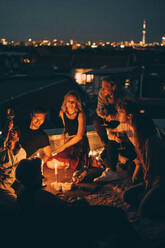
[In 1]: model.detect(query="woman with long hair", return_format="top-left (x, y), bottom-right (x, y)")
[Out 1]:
top-left (116, 98), bottom-right (165, 219)
top-left (47, 91), bottom-right (90, 183)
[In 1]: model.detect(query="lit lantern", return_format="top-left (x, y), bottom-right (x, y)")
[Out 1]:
top-left (139, 109), bottom-right (145, 114)
top-left (89, 150), bottom-right (93, 157)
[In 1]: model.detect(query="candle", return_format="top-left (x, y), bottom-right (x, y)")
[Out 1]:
top-left (92, 151), bottom-right (97, 156)
top-left (55, 163), bottom-right (58, 182)
top-left (41, 160), bottom-right (44, 176)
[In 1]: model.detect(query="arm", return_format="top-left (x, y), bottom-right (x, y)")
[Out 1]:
top-left (59, 111), bottom-right (67, 145)
top-left (143, 137), bottom-right (161, 189)
top-left (132, 159), bottom-right (141, 184)
top-left (55, 112), bottom-right (86, 154)
top-left (1, 119), bottom-right (14, 150)
top-left (42, 145), bottom-right (52, 164)
top-left (104, 115), bottom-right (116, 122)
top-left (107, 123), bottom-right (130, 143)
top-left (96, 90), bottom-right (107, 119)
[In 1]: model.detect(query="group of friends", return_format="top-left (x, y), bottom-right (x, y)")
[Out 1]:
top-left (1, 75), bottom-right (165, 220)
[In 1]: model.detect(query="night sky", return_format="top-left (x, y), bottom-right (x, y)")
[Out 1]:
top-left (0, 0), bottom-right (164, 43)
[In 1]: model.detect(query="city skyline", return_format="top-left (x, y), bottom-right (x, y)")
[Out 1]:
top-left (0, 0), bottom-right (164, 43)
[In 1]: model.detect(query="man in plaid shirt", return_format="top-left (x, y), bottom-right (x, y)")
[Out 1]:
top-left (93, 76), bottom-right (137, 182)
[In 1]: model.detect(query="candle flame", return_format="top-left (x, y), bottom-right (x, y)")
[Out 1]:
top-left (55, 163), bottom-right (58, 175)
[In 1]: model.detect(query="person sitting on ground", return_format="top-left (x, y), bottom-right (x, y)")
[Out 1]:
top-left (116, 98), bottom-right (165, 219)
top-left (93, 76), bottom-right (136, 182)
top-left (47, 91), bottom-right (90, 184)
top-left (18, 106), bottom-right (52, 166)
top-left (0, 126), bottom-right (26, 198)
top-left (15, 158), bottom-right (68, 215)
top-left (16, 158), bottom-right (141, 248)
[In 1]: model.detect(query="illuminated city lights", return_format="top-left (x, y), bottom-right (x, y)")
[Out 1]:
top-left (0, 20), bottom-right (163, 48)
top-left (0, 37), bottom-right (164, 48)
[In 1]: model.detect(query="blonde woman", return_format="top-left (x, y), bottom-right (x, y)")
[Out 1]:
top-left (47, 91), bottom-right (90, 183)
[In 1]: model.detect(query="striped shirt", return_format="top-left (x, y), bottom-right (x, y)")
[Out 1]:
top-left (96, 87), bottom-right (133, 117)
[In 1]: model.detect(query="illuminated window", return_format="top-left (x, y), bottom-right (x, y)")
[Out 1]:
top-left (74, 69), bottom-right (94, 85)
top-left (124, 79), bottom-right (130, 88)
top-left (24, 58), bottom-right (31, 63)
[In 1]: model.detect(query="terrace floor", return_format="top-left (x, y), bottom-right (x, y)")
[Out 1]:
top-left (38, 126), bottom-right (165, 247)
top-left (43, 162), bottom-right (165, 248)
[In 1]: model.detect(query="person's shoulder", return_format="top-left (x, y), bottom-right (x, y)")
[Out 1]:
top-left (78, 111), bottom-right (85, 119)
top-left (19, 146), bottom-right (27, 155)
top-left (59, 110), bottom-right (64, 119)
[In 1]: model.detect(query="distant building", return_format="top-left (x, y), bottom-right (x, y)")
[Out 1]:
top-left (142, 20), bottom-right (146, 46)
top-left (162, 36), bottom-right (165, 46)
top-left (0, 38), bottom-right (8, 45)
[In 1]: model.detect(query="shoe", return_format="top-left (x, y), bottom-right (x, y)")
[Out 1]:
top-left (93, 168), bottom-right (120, 183)
top-left (72, 167), bottom-right (88, 184)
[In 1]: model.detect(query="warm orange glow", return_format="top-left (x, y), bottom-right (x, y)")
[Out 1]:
top-left (86, 74), bottom-right (94, 83)
top-left (74, 69), bottom-right (94, 85)
top-left (91, 43), bottom-right (98, 48)
top-left (124, 79), bottom-right (131, 88)
top-left (49, 160), bottom-right (72, 192)
top-left (24, 58), bottom-right (31, 63)
top-left (139, 109), bottom-right (145, 114)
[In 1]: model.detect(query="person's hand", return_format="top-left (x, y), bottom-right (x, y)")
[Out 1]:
top-left (8, 120), bottom-right (14, 132)
top-left (108, 132), bottom-right (121, 143)
top-left (105, 115), bottom-right (112, 122)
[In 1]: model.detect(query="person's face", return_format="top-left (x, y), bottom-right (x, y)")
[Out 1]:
top-left (10, 129), bottom-right (19, 142)
top-left (30, 113), bottom-right (46, 130)
top-left (102, 80), bottom-right (116, 103)
top-left (116, 106), bottom-right (128, 123)
top-left (66, 96), bottom-right (77, 114)
top-left (9, 129), bottom-right (19, 149)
